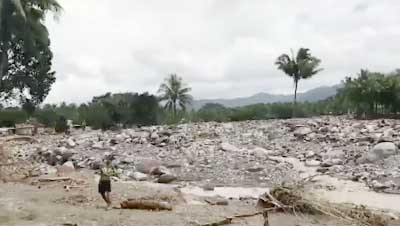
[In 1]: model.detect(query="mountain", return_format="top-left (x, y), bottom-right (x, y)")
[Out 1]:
top-left (192, 85), bottom-right (340, 109)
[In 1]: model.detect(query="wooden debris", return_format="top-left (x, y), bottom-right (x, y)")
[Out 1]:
top-left (38, 177), bottom-right (72, 182)
top-left (120, 199), bottom-right (172, 211)
top-left (198, 218), bottom-right (232, 226)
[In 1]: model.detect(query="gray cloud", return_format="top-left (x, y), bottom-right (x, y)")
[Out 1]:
top-left (44, 0), bottom-right (400, 103)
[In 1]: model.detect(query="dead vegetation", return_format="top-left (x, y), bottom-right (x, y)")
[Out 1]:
top-left (257, 182), bottom-right (388, 226)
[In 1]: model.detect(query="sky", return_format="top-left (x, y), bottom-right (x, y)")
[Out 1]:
top-left (44, 0), bottom-right (400, 104)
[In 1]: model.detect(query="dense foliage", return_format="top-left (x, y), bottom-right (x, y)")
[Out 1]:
top-left (0, 0), bottom-right (60, 105)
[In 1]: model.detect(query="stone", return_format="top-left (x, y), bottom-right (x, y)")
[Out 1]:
top-left (204, 197), bottom-right (229, 206)
top-left (360, 142), bottom-right (398, 163)
top-left (305, 160), bottom-right (321, 167)
top-left (293, 127), bottom-right (312, 138)
top-left (220, 143), bottom-right (240, 152)
top-left (56, 161), bottom-right (75, 175)
top-left (66, 138), bottom-right (76, 148)
top-left (150, 132), bottom-right (159, 140)
top-left (247, 167), bottom-right (264, 172)
top-left (136, 159), bottom-right (162, 174)
top-left (157, 174), bottom-right (177, 183)
top-left (131, 172), bottom-right (148, 181)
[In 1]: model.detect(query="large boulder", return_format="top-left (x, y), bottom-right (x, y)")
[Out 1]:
top-left (136, 159), bottom-right (162, 174)
top-left (359, 142), bottom-right (398, 163)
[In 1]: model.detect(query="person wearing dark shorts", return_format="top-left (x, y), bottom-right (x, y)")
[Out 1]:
top-left (98, 158), bottom-right (116, 210)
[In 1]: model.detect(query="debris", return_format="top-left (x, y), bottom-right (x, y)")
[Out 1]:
top-left (120, 199), bottom-right (173, 211)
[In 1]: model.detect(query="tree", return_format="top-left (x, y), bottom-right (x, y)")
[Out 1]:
top-left (275, 48), bottom-right (322, 115)
top-left (158, 74), bottom-right (192, 116)
top-left (0, 0), bottom-right (61, 102)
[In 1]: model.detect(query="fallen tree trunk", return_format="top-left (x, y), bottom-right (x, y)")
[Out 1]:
top-left (120, 200), bottom-right (172, 211)
top-left (38, 177), bottom-right (72, 182)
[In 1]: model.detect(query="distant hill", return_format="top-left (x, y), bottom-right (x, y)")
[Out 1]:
top-left (192, 85), bottom-right (340, 109)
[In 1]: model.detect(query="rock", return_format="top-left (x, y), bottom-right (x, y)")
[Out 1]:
top-left (360, 142), bottom-right (398, 163)
top-left (157, 174), bottom-right (177, 183)
top-left (56, 161), bottom-right (75, 175)
top-left (66, 138), bottom-right (76, 148)
top-left (220, 143), bottom-right (240, 152)
top-left (150, 132), bottom-right (159, 140)
top-left (131, 172), bottom-right (148, 181)
top-left (247, 167), bottom-right (264, 172)
top-left (305, 160), bottom-right (321, 167)
top-left (204, 197), bottom-right (229, 206)
top-left (322, 149), bottom-right (345, 160)
top-left (252, 147), bottom-right (271, 158)
top-left (136, 159), bottom-right (162, 174)
top-left (293, 127), bottom-right (312, 138)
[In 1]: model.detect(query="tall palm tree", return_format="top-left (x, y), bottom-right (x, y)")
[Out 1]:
top-left (275, 48), bottom-right (322, 114)
top-left (158, 74), bottom-right (193, 116)
top-left (0, 0), bottom-right (62, 86)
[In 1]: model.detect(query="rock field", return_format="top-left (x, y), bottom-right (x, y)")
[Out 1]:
top-left (8, 116), bottom-right (400, 193)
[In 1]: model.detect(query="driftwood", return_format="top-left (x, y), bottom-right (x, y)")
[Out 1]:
top-left (38, 177), bottom-right (72, 182)
top-left (120, 200), bottom-right (172, 211)
top-left (5, 136), bottom-right (38, 143)
top-left (198, 218), bottom-right (232, 226)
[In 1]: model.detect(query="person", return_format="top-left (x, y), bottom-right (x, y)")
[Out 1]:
top-left (98, 157), bottom-right (117, 210)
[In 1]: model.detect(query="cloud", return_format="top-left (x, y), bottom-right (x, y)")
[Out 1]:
top-left (44, 0), bottom-right (400, 103)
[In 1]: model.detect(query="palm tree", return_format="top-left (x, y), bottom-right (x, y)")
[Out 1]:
top-left (158, 74), bottom-right (193, 116)
top-left (275, 48), bottom-right (322, 115)
top-left (0, 0), bottom-right (62, 86)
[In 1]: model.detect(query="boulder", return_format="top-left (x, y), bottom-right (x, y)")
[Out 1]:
top-left (305, 160), bottom-right (321, 167)
top-left (157, 174), bottom-right (177, 183)
top-left (220, 143), bottom-right (240, 152)
top-left (56, 161), bottom-right (75, 175)
top-left (293, 127), bottom-right (312, 138)
top-left (66, 138), bottom-right (76, 148)
top-left (359, 142), bottom-right (398, 163)
top-left (136, 159), bottom-right (162, 174)
top-left (131, 172), bottom-right (148, 181)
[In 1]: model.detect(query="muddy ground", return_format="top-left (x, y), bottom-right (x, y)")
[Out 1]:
top-left (0, 170), bottom-right (400, 226)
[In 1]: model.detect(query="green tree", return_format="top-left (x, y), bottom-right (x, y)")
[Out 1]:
top-left (158, 74), bottom-right (192, 116)
top-left (275, 48), bottom-right (323, 115)
top-left (0, 0), bottom-right (61, 101)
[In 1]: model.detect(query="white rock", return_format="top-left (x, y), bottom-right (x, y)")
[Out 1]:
top-left (132, 172), bottom-right (148, 181)
top-left (220, 143), bottom-right (240, 152)
top-left (305, 160), bottom-right (321, 167)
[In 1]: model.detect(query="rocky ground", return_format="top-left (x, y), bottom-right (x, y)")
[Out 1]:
top-left (3, 116), bottom-right (400, 225)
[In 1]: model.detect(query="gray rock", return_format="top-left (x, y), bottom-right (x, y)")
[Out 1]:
top-left (293, 127), bottom-right (312, 138)
top-left (220, 143), bottom-right (240, 152)
top-left (305, 160), bottom-right (321, 167)
top-left (136, 159), bottom-right (162, 174)
top-left (360, 142), bottom-right (398, 163)
top-left (157, 174), bottom-right (177, 183)
top-left (131, 172), bottom-right (148, 181)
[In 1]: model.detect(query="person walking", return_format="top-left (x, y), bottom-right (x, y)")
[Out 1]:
top-left (98, 157), bottom-right (117, 210)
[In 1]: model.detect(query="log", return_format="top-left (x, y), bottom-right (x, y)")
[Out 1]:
top-left (38, 177), bottom-right (72, 182)
top-left (120, 200), bottom-right (172, 211)
top-left (199, 218), bottom-right (232, 226)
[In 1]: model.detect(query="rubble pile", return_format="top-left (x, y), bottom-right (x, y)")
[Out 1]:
top-left (8, 116), bottom-right (400, 192)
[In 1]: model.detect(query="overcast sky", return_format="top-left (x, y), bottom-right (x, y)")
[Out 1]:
top-left (44, 0), bottom-right (400, 104)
